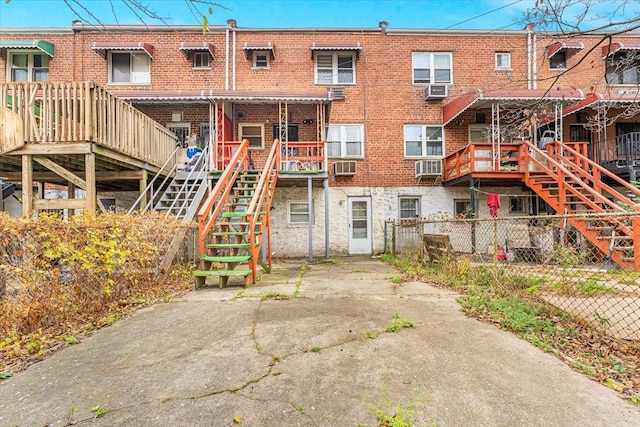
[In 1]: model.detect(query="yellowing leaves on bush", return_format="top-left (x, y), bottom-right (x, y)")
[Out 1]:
top-left (0, 211), bottom-right (192, 373)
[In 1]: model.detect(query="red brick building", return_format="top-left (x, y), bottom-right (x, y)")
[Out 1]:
top-left (1, 21), bottom-right (639, 257)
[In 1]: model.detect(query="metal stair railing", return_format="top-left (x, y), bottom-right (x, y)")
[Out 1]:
top-left (162, 143), bottom-right (210, 220)
top-left (128, 146), bottom-right (181, 215)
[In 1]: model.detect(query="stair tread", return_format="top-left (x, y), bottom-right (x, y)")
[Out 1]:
top-left (222, 212), bottom-right (247, 218)
top-left (193, 269), bottom-right (252, 277)
top-left (201, 255), bottom-right (251, 262)
top-left (207, 242), bottom-right (251, 248)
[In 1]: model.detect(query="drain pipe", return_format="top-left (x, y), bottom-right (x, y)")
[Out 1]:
top-left (225, 26), bottom-right (229, 90)
top-left (526, 23), bottom-right (533, 89)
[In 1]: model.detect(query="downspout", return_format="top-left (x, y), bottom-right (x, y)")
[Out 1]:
top-left (225, 26), bottom-right (229, 90)
top-left (532, 31), bottom-right (537, 89)
top-left (526, 24), bottom-right (532, 89)
top-left (233, 28), bottom-right (237, 90)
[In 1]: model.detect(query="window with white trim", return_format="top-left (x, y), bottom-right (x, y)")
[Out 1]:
top-left (606, 51), bottom-right (640, 85)
top-left (194, 52), bottom-right (210, 69)
top-left (315, 53), bottom-right (355, 85)
top-left (404, 125), bottom-right (444, 158)
top-left (253, 51), bottom-right (270, 69)
top-left (399, 197), bottom-right (420, 220)
top-left (167, 122), bottom-right (190, 145)
top-left (412, 52), bottom-right (452, 84)
top-left (239, 123), bottom-right (264, 149)
top-left (326, 124), bottom-right (364, 158)
top-left (109, 52), bottom-right (150, 84)
top-left (288, 201), bottom-right (311, 224)
top-left (7, 51), bottom-right (49, 82)
top-left (495, 52), bottom-right (511, 70)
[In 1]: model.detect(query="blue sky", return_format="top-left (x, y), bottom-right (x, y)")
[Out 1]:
top-left (1, 0), bottom-right (534, 30)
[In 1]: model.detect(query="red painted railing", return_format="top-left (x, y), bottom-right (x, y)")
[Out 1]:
top-left (279, 140), bottom-right (325, 172)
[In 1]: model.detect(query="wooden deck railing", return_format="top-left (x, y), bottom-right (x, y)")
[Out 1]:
top-left (443, 142), bottom-right (525, 181)
top-left (280, 141), bottom-right (325, 173)
top-left (0, 81), bottom-right (178, 168)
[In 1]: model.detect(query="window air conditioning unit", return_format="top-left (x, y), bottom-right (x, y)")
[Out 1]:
top-left (415, 159), bottom-right (443, 177)
top-left (424, 84), bottom-right (448, 99)
top-left (334, 160), bottom-right (357, 176)
top-left (328, 87), bottom-right (346, 100)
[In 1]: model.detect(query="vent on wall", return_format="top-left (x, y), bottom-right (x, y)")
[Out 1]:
top-left (171, 111), bottom-right (184, 122)
top-left (334, 160), bottom-right (357, 176)
top-left (415, 159), bottom-right (443, 177)
top-left (328, 87), bottom-right (346, 100)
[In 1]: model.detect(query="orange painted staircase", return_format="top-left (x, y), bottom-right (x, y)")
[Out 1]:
top-left (194, 139), bottom-right (280, 288)
top-left (523, 141), bottom-right (640, 271)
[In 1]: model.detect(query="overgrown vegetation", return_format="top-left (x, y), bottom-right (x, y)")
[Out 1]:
top-left (381, 253), bottom-right (640, 403)
top-left (0, 211), bottom-right (192, 376)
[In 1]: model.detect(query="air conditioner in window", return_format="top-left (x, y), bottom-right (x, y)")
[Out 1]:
top-left (424, 84), bottom-right (448, 99)
top-left (334, 160), bottom-right (357, 176)
top-left (415, 159), bottom-right (443, 177)
top-left (328, 87), bottom-right (346, 100)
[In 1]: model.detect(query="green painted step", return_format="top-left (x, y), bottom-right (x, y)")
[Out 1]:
top-left (193, 269), bottom-right (252, 277)
top-left (206, 242), bottom-right (252, 249)
top-left (222, 212), bottom-right (247, 218)
top-left (201, 255), bottom-right (251, 263)
top-left (215, 221), bottom-right (262, 227)
top-left (210, 230), bottom-right (262, 237)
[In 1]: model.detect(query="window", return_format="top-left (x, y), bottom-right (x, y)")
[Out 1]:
top-left (194, 52), bottom-right (210, 69)
top-left (550, 51), bottom-right (566, 69)
top-left (326, 124), bottom-right (364, 158)
top-left (315, 53), bottom-right (355, 85)
top-left (288, 201), bottom-right (311, 224)
top-left (399, 197), bottom-right (420, 220)
top-left (509, 196), bottom-right (526, 214)
top-left (454, 199), bottom-right (473, 218)
top-left (8, 51), bottom-right (49, 82)
top-left (109, 52), bottom-right (150, 84)
top-left (253, 51), bottom-right (270, 69)
top-left (606, 51), bottom-right (640, 85)
top-left (469, 125), bottom-right (490, 143)
top-left (239, 123), bottom-right (264, 148)
top-left (167, 123), bottom-right (190, 146)
top-left (495, 52), bottom-right (511, 69)
top-left (404, 125), bottom-right (444, 158)
top-left (412, 52), bottom-right (452, 84)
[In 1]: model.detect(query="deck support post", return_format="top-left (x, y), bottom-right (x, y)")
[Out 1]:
top-left (21, 154), bottom-right (33, 217)
top-left (85, 151), bottom-right (96, 214)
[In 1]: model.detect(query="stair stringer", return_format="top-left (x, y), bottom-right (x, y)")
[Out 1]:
top-left (522, 142), bottom-right (639, 271)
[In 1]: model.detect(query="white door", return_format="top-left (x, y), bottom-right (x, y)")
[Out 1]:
top-left (348, 197), bottom-right (372, 254)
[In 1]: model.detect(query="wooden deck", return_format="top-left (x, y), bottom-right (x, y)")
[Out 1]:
top-left (0, 81), bottom-right (179, 215)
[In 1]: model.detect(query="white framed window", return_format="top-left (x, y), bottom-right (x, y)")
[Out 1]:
top-left (194, 52), bottom-right (210, 69)
top-left (239, 123), bottom-right (264, 149)
top-left (509, 196), bottom-right (527, 214)
top-left (315, 53), bottom-right (355, 85)
top-left (288, 201), bottom-right (311, 225)
top-left (109, 52), bottom-right (150, 84)
top-left (412, 52), bottom-right (452, 84)
top-left (469, 125), bottom-right (490, 143)
top-left (404, 125), bottom-right (444, 158)
top-left (606, 51), bottom-right (640, 85)
top-left (167, 122), bottom-right (190, 145)
top-left (326, 124), bottom-right (364, 158)
top-left (399, 197), bottom-right (420, 220)
top-left (253, 51), bottom-right (270, 69)
top-left (550, 51), bottom-right (566, 69)
top-left (495, 52), bottom-right (511, 70)
top-left (7, 51), bottom-right (49, 82)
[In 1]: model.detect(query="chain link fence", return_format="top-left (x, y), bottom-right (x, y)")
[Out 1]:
top-left (385, 212), bottom-right (640, 342)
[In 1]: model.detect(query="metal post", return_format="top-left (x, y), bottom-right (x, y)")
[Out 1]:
top-left (324, 177), bottom-right (330, 260)
top-left (308, 177), bottom-right (314, 262)
top-left (470, 176), bottom-right (476, 253)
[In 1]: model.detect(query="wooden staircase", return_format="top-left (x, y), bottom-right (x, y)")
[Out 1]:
top-left (195, 139), bottom-right (280, 288)
top-left (523, 141), bottom-right (640, 271)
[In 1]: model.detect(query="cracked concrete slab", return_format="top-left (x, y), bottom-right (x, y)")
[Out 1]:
top-left (1, 256), bottom-right (639, 426)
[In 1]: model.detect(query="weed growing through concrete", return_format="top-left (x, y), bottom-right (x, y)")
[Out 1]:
top-left (231, 289), bottom-right (246, 301)
top-left (364, 331), bottom-right (379, 339)
top-left (310, 346), bottom-right (320, 353)
top-left (259, 291), bottom-right (291, 301)
top-left (385, 311), bottom-right (416, 333)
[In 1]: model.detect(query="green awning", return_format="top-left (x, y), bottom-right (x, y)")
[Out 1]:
top-left (0, 39), bottom-right (54, 57)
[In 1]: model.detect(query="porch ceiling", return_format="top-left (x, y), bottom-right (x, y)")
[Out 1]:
top-left (442, 88), bottom-right (585, 126)
top-left (537, 91), bottom-right (640, 126)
